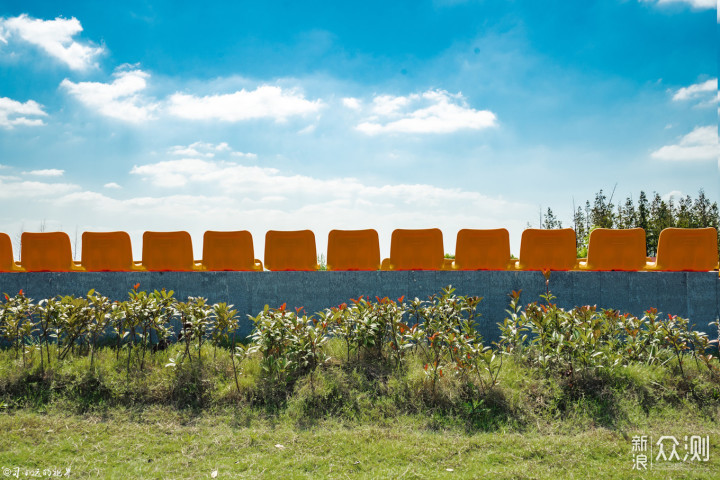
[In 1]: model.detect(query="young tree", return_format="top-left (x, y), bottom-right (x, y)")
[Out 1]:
top-left (692, 189), bottom-right (715, 227)
top-left (542, 207), bottom-right (563, 229)
top-left (647, 193), bottom-right (674, 256)
top-left (616, 196), bottom-right (637, 229)
top-left (590, 189), bottom-right (615, 228)
top-left (573, 205), bottom-right (587, 251)
top-left (637, 191), bottom-right (650, 254)
top-left (675, 195), bottom-right (694, 228)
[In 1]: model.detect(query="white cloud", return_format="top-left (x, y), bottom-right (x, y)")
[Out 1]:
top-left (672, 78), bottom-right (718, 108)
top-left (61, 69), bottom-right (158, 123)
top-left (0, 14), bottom-right (103, 70)
top-left (128, 157), bottom-right (525, 219)
top-left (169, 141), bottom-right (229, 158)
top-left (651, 125), bottom-right (719, 161)
top-left (167, 85), bottom-right (322, 122)
top-left (23, 169), bottom-right (64, 177)
top-left (297, 124), bottom-right (316, 134)
top-left (355, 90), bottom-right (497, 135)
top-left (169, 141), bottom-right (256, 160)
top-left (232, 151), bottom-right (258, 159)
top-left (370, 95), bottom-right (411, 116)
top-left (0, 177), bottom-right (77, 199)
top-left (641, 0), bottom-right (716, 8)
top-left (662, 190), bottom-right (684, 201)
top-left (342, 97), bottom-right (361, 110)
top-left (104, 182), bottom-right (121, 189)
top-left (0, 97), bottom-right (47, 128)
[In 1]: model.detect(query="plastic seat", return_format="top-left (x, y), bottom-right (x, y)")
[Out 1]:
top-left (82, 231), bottom-right (144, 272)
top-left (20, 232), bottom-right (84, 272)
top-left (453, 228), bottom-right (514, 270)
top-left (381, 228), bottom-right (447, 271)
top-left (647, 227), bottom-right (719, 271)
top-left (264, 230), bottom-right (319, 271)
top-left (0, 233), bottom-right (23, 272)
top-left (579, 228), bottom-right (647, 271)
top-left (517, 228), bottom-right (578, 271)
top-left (142, 231), bottom-right (201, 272)
top-left (326, 229), bottom-right (380, 271)
top-left (202, 230), bottom-right (263, 271)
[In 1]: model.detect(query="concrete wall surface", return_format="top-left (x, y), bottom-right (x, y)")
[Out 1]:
top-left (0, 271), bottom-right (718, 343)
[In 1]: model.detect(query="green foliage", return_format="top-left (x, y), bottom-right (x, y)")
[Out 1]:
top-left (0, 285), bottom-right (718, 432)
top-left (497, 290), bottom-right (718, 389)
top-left (247, 304), bottom-right (330, 388)
top-left (569, 188), bottom-right (719, 257)
top-left (542, 207), bottom-right (562, 229)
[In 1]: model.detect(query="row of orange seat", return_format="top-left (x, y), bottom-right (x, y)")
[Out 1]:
top-left (0, 227), bottom-right (718, 273)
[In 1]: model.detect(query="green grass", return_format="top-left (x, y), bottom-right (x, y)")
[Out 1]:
top-left (0, 340), bottom-right (719, 478)
top-left (0, 407), bottom-right (718, 479)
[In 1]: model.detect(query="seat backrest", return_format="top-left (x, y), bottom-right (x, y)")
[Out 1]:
top-left (387, 228), bottom-right (445, 270)
top-left (0, 233), bottom-right (16, 272)
top-left (654, 227), bottom-right (719, 271)
top-left (82, 231), bottom-right (134, 271)
top-left (327, 229), bottom-right (380, 271)
top-left (142, 231), bottom-right (195, 271)
top-left (21, 232), bottom-right (75, 272)
top-left (264, 230), bottom-right (317, 271)
top-left (203, 230), bottom-right (258, 271)
top-left (585, 228), bottom-right (647, 271)
top-left (454, 228), bottom-right (511, 270)
top-left (518, 228), bottom-right (577, 271)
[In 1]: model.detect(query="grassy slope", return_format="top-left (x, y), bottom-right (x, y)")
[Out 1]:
top-left (0, 408), bottom-right (718, 479)
top-left (0, 340), bottom-right (719, 479)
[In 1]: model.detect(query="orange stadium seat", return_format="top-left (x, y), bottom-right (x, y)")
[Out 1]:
top-left (647, 227), bottom-right (719, 271)
top-left (579, 228), bottom-right (647, 271)
top-left (0, 233), bottom-right (23, 272)
top-left (264, 230), bottom-right (319, 271)
top-left (326, 229), bottom-right (380, 271)
top-left (202, 230), bottom-right (263, 271)
top-left (142, 231), bottom-right (200, 272)
top-left (517, 228), bottom-right (578, 271)
top-left (453, 228), bottom-right (514, 270)
top-left (82, 231), bottom-right (143, 272)
top-left (381, 228), bottom-right (447, 271)
top-left (20, 232), bottom-right (84, 272)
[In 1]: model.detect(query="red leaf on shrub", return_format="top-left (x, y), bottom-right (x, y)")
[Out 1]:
top-left (18, 289), bottom-right (23, 296)
top-left (133, 283), bottom-right (140, 291)
top-left (424, 364), bottom-right (428, 371)
top-left (398, 295), bottom-right (405, 303)
top-left (279, 303), bottom-right (287, 312)
top-left (295, 306), bottom-right (305, 315)
top-left (3, 294), bottom-right (8, 301)
top-left (339, 302), bottom-right (347, 310)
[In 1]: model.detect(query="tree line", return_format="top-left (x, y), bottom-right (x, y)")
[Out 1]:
top-left (541, 189), bottom-right (719, 257)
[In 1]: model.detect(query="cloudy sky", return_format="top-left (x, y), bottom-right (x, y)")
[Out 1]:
top-left (0, 0), bottom-right (717, 259)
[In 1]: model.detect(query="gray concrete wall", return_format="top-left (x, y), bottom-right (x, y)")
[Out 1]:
top-left (0, 271), bottom-right (718, 343)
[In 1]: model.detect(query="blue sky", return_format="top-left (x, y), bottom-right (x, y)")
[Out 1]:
top-left (0, 0), bottom-right (717, 259)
